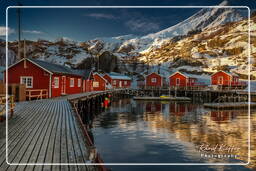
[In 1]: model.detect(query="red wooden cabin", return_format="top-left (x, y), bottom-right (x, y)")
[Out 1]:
top-left (92, 73), bottom-right (108, 91)
top-left (211, 71), bottom-right (243, 87)
top-left (145, 72), bottom-right (163, 88)
top-left (169, 71), bottom-right (196, 87)
top-left (5, 58), bottom-right (88, 98)
top-left (103, 72), bottom-right (131, 88)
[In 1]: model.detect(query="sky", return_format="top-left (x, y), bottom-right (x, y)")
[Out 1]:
top-left (0, 0), bottom-right (256, 42)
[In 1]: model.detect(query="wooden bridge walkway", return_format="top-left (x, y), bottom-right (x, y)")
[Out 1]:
top-left (0, 96), bottom-right (99, 171)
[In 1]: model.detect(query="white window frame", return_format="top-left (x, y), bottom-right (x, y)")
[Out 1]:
top-left (78, 78), bottom-right (81, 87)
top-left (54, 77), bottom-right (59, 88)
top-left (176, 78), bottom-right (180, 85)
top-left (113, 80), bottom-right (116, 85)
top-left (20, 76), bottom-right (33, 88)
top-left (70, 78), bottom-right (74, 87)
top-left (124, 81), bottom-right (127, 85)
top-left (151, 78), bottom-right (157, 83)
top-left (93, 81), bottom-right (99, 87)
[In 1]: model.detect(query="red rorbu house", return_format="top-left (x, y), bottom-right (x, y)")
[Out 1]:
top-left (169, 71), bottom-right (196, 87)
top-left (103, 72), bottom-right (132, 88)
top-left (5, 58), bottom-right (89, 98)
top-left (92, 73), bottom-right (108, 91)
top-left (211, 71), bottom-right (245, 87)
top-left (145, 72), bottom-right (163, 88)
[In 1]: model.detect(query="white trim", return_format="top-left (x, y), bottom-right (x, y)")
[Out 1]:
top-left (49, 74), bottom-right (52, 98)
top-left (169, 71), bottom-right (188, 78)
top-left (7, 58), bottom-right (53, 74)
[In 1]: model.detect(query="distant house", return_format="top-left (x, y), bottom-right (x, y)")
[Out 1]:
top-left (103, 72), bottom-right (132, 88)
top-left (145, 72), bottom-right (163, 87)
top-left (5, 58), bottom-right (85, 98)
top-left (136, 75), bottom-right (145, 88)
top-left (169, 71), bottom-right (196, 87)
top-left (211, 71), bottom-right (241, 87)
top-left (92, 73), bottom-right (108, 91)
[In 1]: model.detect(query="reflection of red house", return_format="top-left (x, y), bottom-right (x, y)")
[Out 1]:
top-left (211, 71), bottom-right (243, 87)
top-left (210, 111), bottom-right (230, 122)
top-left (92, 73), bottom-right (107, 91)
top-left (5, 58), bottom-right (86, 98)
top-left (103, 72), bottom-right (131, 88)
top-left (145, 102), bottom-right (162, 113)
top-left (169, 72), bottom-right (196, 87)
top-left (169, 103), bottom-right (186, 116)
top-left (145, 72), bottom-right (163, 87)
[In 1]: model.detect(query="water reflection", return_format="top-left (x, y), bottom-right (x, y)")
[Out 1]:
top-left (91, 99), bottom-right (254, 170)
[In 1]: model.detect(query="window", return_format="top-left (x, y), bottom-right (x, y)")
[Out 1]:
top-left (70, 78), bottom-right (74, 87)
top-left (54, 77), bottom-right (59, 88)
top-left (151, 78), bottom-right (157, 83)
top-left (93, 81), bottom-right (99, 87)
top-left (176, 78), bottom-right (180, 85)
top-left (124, 81), bottom-right (127, 85)
top-left (78, 79), bottom-right (81, 87)
top-left (113, 80), bottom-right (116, 85)
top-left (218, 76), bottom-right (223, 85)
top-left (20, 77), bottom-right (33, 88)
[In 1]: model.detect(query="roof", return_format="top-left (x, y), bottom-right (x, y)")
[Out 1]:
top-left (145, 72), bottom-right (163, 78)
top-left (106, 72), bottom-right (132, 80)
top-left (169, 71), bottom-right (196, 78)
top-left (212, 71), bottom-right (239, 77)
top-left (28, 58), bottom-right (84, 76)
top-left (72, 69), bottom-right (92, 79)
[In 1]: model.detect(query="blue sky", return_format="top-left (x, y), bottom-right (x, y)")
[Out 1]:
top-left (0, 0), bottom-right (255, 41)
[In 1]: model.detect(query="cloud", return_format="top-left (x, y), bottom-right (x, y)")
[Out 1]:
top-left (22, 30), bottom-right (43, 34)
top-left (0, 26), bottom-right (15, 36)
top-left (85, 13), bottom-right (117, 19)
top-left (125, 19), bottom-right (160, 33)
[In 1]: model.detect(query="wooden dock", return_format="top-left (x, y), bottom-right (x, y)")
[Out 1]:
top-left (0, 98), bottom-right (98, 171)
top-left (203, 102), bottom-right (256, 109)
top-left (133, 96), bottom-right (191, 101)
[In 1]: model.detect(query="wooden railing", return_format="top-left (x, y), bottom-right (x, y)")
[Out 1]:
top-left (0, 94), bottom-right (15, 121)
top-left (26, 89), bottom-right (48, 101)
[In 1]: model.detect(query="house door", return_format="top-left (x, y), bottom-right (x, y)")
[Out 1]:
top-left (176, 78), bottom-right (180, 86)
top-left (218, 76), bottom-right (223, 85)
top-left (61, 76), bottom-right (66, 94)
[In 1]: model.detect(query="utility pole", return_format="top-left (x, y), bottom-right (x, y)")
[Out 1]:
top-left (17, 3), bottom-right (22, 60)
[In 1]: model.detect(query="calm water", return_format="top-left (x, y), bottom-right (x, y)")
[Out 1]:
top-left (89, 98), bottom-right (256, 171)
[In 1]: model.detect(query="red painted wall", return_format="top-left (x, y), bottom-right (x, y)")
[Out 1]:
top-left (103, 74), bottom-right (131, 88)
top-left (83, 79), bottom-right (93, 92)
top-left (145, 73), bottom-right (162, 87)
top-left (211, 71), bottom-right (232, 86)
top-left (51, 74), bottom-right (83, 97)
top-left (169, 73), bottom-right (196, 87)
top-left (93, 74), bottom-right (106, 91)
top-left (6, 60), bottom-right (50, 94)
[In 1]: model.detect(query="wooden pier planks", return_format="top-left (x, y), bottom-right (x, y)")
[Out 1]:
top-left (0, 98), bottom-right (94, 171)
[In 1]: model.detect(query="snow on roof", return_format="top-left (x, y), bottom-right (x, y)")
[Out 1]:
top-left (107, 72), bottom-right (132, 80)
